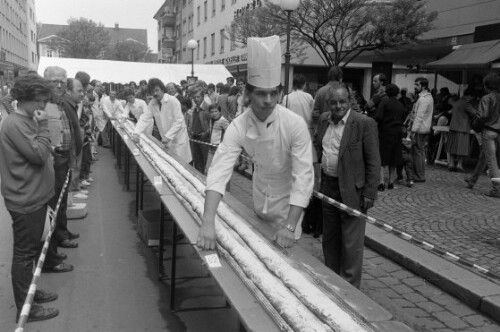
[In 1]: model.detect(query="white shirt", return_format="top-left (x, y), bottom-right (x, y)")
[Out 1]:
top-left (125, 98), bottom-right (148, 121)
top-left (101, 96), bottom-right (126, 119)
top-left (281, 90), bottom-right (314, 130)
top-left (411, 91), bottom-right (434, 134)
top-left (322, 109), bottom-right (351, 177)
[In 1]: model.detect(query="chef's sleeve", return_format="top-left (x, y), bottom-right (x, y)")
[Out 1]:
top-left (289, 119), bottom-right (314, 207)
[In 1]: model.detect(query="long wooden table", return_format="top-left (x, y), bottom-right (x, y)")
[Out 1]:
top-left (109, 120), bottom-right (414, 332)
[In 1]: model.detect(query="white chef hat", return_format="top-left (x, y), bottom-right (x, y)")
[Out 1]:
top-left (247, 35), bottom-right (281, 88)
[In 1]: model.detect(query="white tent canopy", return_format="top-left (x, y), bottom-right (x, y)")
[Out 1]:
top-left (37, 57), bottom-right (232, 85)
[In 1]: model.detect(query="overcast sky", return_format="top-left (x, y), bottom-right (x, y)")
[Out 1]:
top-left (36, 0), bottom-right (165, 52)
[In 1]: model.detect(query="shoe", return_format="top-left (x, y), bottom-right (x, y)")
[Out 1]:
top-left (406, 180), bottom-right (414, 188)
top-left (55, 252), bottom-right (67, 260)
top-left (414, 179), bottom-right (426, 183)
top-left (78, 189), bottom-right (89, 195)
top-left (485, 190), bottom-right (500, 198)
top-left (464, 177), bottom-right (475, 189)
top-left (387, 182), bottom-right (394, 190)
top-left (81, 180), bottom-right (91, 186)
top-left (377, 183), bottom-right (385, 191)
top-left (17, 304), bottom-right (59, 323)
top-left (73, 193), bottom-right (88, 200)
top-left (58, 239), bottom-right (78, 248)
top-left (68, 232), bottom-right (80, 240)
top-left (42, 263), bottom-right (74, 273)
top-left (86, 177), bottom-right (94, 182)
top-left (34, 290), bottom-right (58, 304)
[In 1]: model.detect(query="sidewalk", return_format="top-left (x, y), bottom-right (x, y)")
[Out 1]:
top-left (229, 166), bottom-right (500, 331)
top-left (0, 149), bottom-right (238, 332)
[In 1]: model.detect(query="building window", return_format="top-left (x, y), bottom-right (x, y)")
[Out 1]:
top-left (211, 33), bottom-right (215, 55)
top-left (203, 37), bottom-right (207, 58)
top-left (47, 49), bottom-right (53, 57)
top-left (230, 34), bottom-right (236, 51)
top-left (197, 40), bottom-right (200, 60)
top-left (212, 0), bottom-right (216, 16)
top-left (197, 6), bottom-right (200, 25)
top-left (231, 0), bottom-right (236, 4)
top-left (204, 1), bottom-right (207, 21)
top-left (220, 29), bottom-right (225, 53)
top-left (188, 16), bottom-right (192, 32)
top-left (221, 0), bottom-right (225, 11)
top-left (182, 19), bottom-right (186, 36)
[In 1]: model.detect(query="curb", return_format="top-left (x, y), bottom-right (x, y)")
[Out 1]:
top-left (365, 223), bottom-right (500, 323)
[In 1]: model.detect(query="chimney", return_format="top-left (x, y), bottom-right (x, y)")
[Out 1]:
top-left (114, 23), bottom-right (119, 29)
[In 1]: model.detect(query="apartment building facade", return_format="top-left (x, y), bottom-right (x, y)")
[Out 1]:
top-left (0, 0), bottom-right (36, 88)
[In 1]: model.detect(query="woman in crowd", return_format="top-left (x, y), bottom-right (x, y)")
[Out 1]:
top-left (374, 83), bottom-right (406, 190)
top-left (227, 86), bottom-right (239, 120)
top-left (0, 74), bottom-right (59, 322)
top-left (446, 91), bottom-right (475, 172)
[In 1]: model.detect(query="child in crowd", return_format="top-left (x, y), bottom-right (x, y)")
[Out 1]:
top-left (79, 99), bottom-right (94, 186)
top-left (205, 104), bottom-right (229, 173)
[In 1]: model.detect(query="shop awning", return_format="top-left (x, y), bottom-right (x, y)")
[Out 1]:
top-left (426, 39), bottom-right (500, 69)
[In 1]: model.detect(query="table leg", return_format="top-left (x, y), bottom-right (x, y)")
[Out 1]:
top-left (159, 202), bottom-right (165, 280)
top-left (140, 171), bottom-right (144, 211)
top-left (135, 167), bottom-right (140, 216)
top-left (125, 149), bottom-right (130, 190)
top-left (170, 221), bottom-right (178, 311)
top-left (117, 136), bottom-right (122, 169)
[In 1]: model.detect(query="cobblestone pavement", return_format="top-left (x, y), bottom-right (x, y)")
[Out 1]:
top-left (228, 168), bottom-right (500, 332)
top-left (370, 165), bottom-right (500, 282)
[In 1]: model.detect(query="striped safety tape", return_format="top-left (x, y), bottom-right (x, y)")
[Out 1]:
top-left (312, 191), bottom-right (500, 281)
top-left (15, 171), bottom-right (71, 332)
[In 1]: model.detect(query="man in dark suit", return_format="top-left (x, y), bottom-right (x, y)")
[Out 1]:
top-left (316, 86), bottom-right (380, 288)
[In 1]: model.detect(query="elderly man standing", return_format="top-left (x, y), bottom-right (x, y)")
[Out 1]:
top-left (197, 36), bottom-right (314, 250)
top-left (316, 86), bottom-right (380, 288)
top-left (43, 66), bottom-right (77, 272)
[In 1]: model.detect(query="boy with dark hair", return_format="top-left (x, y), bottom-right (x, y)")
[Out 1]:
top-left (205, 105), bottom-right (229, 173)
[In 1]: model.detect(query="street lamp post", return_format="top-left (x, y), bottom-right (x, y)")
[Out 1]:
top-left (187, 39), bottom-right (198, 78)
top-left (280, 0), bottom-right (300, 106)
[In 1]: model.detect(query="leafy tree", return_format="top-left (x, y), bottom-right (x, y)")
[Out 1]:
top-left (230, 0), bottom-right (437, 67)
top-left (57, 18), bottom-right (110, 59)
top-left (105, 39), bottom-right (151, 62)
top-left (228, 5), bottom-right (307, 63)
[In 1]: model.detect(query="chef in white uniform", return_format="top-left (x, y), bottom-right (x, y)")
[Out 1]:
top-left (197, 36), bottom-right (314, 250)
top-left (133, 78), bottom-right (192, 164)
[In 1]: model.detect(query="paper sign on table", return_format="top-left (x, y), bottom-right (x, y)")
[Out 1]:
top-left (132, 148), bottom-right (140, 156)
top-left (204, 254), bottom-right (222, 268)
top-left (123, 135), bottom-right (128, 141)
top-left (153, 176), bottom-right (162, 187)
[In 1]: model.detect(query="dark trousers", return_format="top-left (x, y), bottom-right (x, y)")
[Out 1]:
top-left (412, 133), bottom-right (428, 181)
top-left (50, 151), bottom-right (71, 244)
top-left (9, 205), bottom-right (47, 311)
top-left (191, 139), bottom-right (208, 174)
top-left (80, 143), bottom-right (92, 180)
top-left (321, 174), bottom-right (366, 289)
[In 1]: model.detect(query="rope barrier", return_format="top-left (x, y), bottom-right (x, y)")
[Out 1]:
top-left (312, 191), bottom-right (500, 281)
top-left (15, 170), bottom-right (71, 332)
top-left (158, 124), bottom-right (500, 280)
top-left (188, 138), bottom-right (218, 148)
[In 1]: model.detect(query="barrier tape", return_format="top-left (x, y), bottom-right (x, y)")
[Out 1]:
top-left (15, 170), bottom-right (71, 332)
top-left (155, 125), bottom-right (500, 280)
top-left (312, 191), bottom-right (500, 281)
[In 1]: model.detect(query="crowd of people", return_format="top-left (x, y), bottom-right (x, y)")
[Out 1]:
top-left (0, 34), bottom-right (499, 324)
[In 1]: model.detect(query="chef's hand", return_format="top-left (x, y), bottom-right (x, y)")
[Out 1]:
top-left (162, 138), bottom-right (171, 149)
top-left (196, 222), bottom-right (216, 250)
top-left (361, 196), bottom-right (375, 213)
top-left (274, 227), bottom-right (295, 248)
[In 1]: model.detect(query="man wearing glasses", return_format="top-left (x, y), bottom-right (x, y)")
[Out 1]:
top-left (197, 36), bottom-right (314, 250)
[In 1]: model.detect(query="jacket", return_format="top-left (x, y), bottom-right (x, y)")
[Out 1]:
top-left (316, 111), bottom-right (380, 210)
top-left (410, 91), bottom-right (434, 134)
top-left (478, 91), bottom-right (500, 132)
